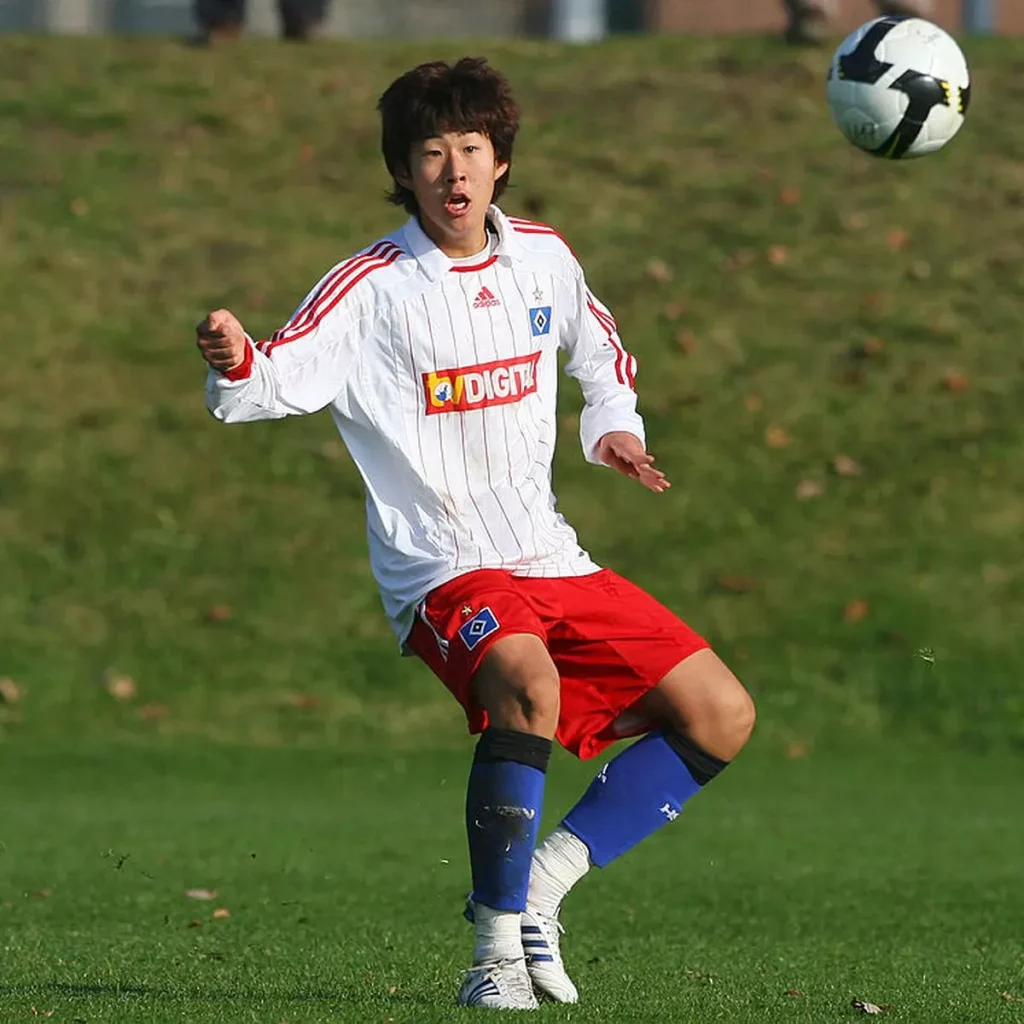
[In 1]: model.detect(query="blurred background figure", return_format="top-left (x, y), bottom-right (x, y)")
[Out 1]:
top-left (782, 0), bottom-right (934, 44)
top-left (194, 0), bottom-right (330, 42)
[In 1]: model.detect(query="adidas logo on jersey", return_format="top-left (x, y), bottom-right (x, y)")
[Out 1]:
top-left (473, 287), bottom-right (501, 309)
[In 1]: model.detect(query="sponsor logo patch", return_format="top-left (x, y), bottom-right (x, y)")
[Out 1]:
top-left (458, 607), bottom-right (500, 651)
top-left (529, 306), bottom-right (551, 337)
top-left (423, 351), bottom-right (541, 416)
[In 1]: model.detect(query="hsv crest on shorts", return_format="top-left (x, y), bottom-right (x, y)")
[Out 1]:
top-left (458, 607), bottom-right (500, 651)
top-left (423, 351), bottom-right (542, 416)
top-left (473, 286), bottom-right (501, 309)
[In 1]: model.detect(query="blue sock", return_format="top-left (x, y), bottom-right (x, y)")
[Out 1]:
top-left (466, 728), bottom-right (551, 911)
top-left (562, 731), bottom-right (728, 867)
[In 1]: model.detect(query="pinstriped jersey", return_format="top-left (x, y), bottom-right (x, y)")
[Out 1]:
top-left (206, 205), bottom-right (645, 644)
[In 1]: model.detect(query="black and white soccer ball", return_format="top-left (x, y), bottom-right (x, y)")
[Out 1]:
top-left (827, 16), bottom-right (971, 160)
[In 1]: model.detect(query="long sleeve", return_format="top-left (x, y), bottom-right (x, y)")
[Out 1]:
top-left (560, 266), bottom-right (645, 465)
top-left (205, 268), bottom-right (367, 424)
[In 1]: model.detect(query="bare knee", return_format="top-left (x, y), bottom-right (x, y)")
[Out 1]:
top-left (472, 634), bottom-right (560, 738)
top-left (643, 649), bottom-right (756, 762)
top-left (710, 684), bottom-right (756, 760)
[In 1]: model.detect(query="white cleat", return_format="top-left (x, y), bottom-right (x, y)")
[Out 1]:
top-left (457, 957), bottom-right (539, 1010)
top-left (521, 905), bottom-right (579, 1004)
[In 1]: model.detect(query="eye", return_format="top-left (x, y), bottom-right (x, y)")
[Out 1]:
top-left (465, 145), bottom-right (479, 153)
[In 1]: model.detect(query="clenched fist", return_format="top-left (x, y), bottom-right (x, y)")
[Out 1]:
top-left (196, 308), bottom-right (247, 372)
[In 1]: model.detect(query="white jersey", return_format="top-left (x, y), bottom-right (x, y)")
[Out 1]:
top-left (206, 205), bottom-right (645, 644)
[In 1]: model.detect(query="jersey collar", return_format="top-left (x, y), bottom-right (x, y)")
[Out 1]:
top-left (401, 204), bottom-right (523, 281)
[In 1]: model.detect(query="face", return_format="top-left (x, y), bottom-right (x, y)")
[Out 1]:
top-left (399, 131), bottom-right (509, 258)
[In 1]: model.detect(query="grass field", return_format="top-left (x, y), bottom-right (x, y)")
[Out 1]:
top-left (1, 26), bottom-right (1023, 1023)
top-left (2, 743), bottom-right (1022, 1023)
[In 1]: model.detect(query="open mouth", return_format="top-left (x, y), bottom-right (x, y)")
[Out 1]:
top-left (445, 193), bottom-right (471, 217)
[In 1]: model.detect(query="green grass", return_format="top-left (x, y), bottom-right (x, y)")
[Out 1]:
top-left (2, 32), bottom-right (1024, 748)
top-left (2, 742), bottom-right (1022, 1023)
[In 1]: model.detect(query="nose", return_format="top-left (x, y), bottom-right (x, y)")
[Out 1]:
top-left (445, 153), bottom-right (468, 183)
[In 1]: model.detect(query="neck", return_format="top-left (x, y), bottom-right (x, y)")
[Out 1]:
top-left (418, 214), bottom-right (489, 260)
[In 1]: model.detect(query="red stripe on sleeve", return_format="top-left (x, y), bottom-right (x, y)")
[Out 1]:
top-left (586, 299), bottom-right (630, 387)
top-left (263, 242), bottom-right (400, 350)
top-left (262, 249), bottom-right (401, 355)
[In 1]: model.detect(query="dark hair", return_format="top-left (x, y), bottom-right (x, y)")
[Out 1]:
top-left (377, 57), bottom-right (520, 215)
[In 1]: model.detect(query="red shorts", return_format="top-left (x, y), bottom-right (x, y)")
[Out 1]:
top-left (407, 568), bottom-right (709, 760)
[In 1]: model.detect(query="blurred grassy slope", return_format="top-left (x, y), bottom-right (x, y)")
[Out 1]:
top-left (1, 33), bottom-right (1022, 747)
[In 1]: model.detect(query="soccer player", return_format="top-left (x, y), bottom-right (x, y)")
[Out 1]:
top-left (196, 58), bottom-right (756, 1010)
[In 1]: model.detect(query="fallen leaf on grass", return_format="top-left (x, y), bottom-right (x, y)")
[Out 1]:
top-left (779, 186), bottom-right (801, 206)
top-left (783, 988), bottom-right (803, 996)
top-left (850, 337), bottom-right (885, 360)
top-left (388, 985), bottom-right (398, 995)
top-left (744, 394), bottom-right (763, 412)
top-left (1001, 992), bottom-right (1019, 1001)
top-left (203, 605), bottom-right (233, 623)
top-left (766, 244), bottom-right (788, 267)
top-left (30, 889), bottom-right (51, 899)
top-left (765, 425), bottom-right (790, 449)
top-left (676, 329), bottom-right (698, 354)
top-left (105, 671), bottom-right (137, 701)
top-left (138, 703), bottom-right (169, 721)
top-left (832, 455), bottom-right (863, 477)
top-left (70, 198), bottom-right (89, 217)
top-left (721, 249), bottom-right (756, 272)
top-left (795, 479), bottom-right (824, 501)
top-left (852, 998), bottom-right (887, 1014)
top-left (714, 575), bottom-right (759, 594)
top-left (942, 369), bottom-right (969, 392)
top-left (213, 907), bottom-right (231, 919)
top-left (646, 259), bottom-right (672, 284)
top-left (186, 888), bottom-right (217, 901)
top-left (885, 227), bottom-right (909, 251)
top-left (30, 1008), bottom-right (54, 1018)
top-left (844, 600), bottom-right (870, 624)
top-left (784, 743), bottom-right (809, 760)
top-left (188, 919), bottom-right (203, 928)
top-left (284, 693), bottom-right (321, 710)
top-left (299, 142), bottom-right (315, 163)
top-left (0, 678), bottom-right (21, 704)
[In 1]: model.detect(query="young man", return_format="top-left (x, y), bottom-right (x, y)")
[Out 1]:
top-left (197, 58), bottom-right (755, 1010)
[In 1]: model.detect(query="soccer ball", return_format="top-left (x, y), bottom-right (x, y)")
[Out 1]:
top-left (827, 16), bottom-right (971, 159)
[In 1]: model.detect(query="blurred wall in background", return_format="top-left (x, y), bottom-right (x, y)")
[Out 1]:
top-left (0, 0), bottom-right (1017, 36)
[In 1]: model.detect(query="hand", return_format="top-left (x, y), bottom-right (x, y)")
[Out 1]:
top-left (196, 308), bottom-right (247, 372)
top-left (596, 431), bottom-right (670, 493)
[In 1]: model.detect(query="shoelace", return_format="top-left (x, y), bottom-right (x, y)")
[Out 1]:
top-left (463, 956), bottom-right (529, 977)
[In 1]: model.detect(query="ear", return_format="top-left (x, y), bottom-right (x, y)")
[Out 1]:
top-left (394, 164), bottom-right (413, 190)
top-left (494, 160), bottom-right (510, 182)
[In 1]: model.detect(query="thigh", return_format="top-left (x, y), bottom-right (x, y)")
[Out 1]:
top-left (406, 570), bottom-right (549, 735)
top-left (535, 570), bottom-right (710, 759)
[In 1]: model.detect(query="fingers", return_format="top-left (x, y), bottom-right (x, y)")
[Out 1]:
top-left (604, 441), bottom-right (671, 493)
